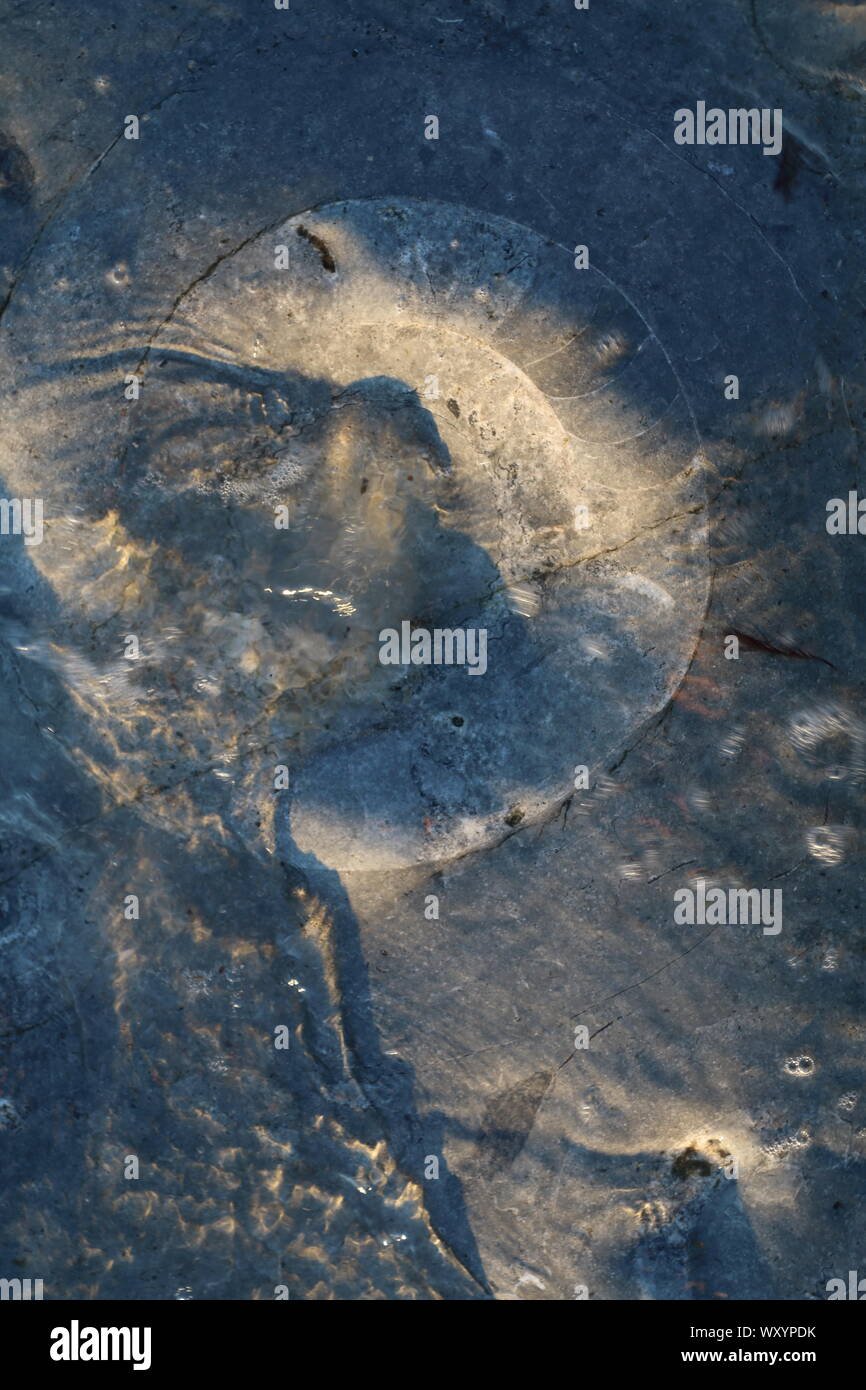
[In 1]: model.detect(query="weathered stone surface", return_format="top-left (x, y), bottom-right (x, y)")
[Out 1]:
top-left (0, 0), bottom-right (864, 1303)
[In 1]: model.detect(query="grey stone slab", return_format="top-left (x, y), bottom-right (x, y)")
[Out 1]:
top-left (0, 0), bottom-right (863, 1303)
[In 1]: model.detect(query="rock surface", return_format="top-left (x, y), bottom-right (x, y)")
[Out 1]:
top-left (0, 0), bottom-right (864, 1300)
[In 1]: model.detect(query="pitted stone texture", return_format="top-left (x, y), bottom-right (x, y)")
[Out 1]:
top-left (8, 198), bottom-right (709, 871)
top-left (143, 199), bottom-right (708, 868)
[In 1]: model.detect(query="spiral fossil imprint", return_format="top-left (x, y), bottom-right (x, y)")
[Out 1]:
top-left (7, 198), bottom-right (710, 870)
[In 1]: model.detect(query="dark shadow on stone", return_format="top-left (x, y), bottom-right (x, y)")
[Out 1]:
top-left (279, 824), bottom-right (492, 1293)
